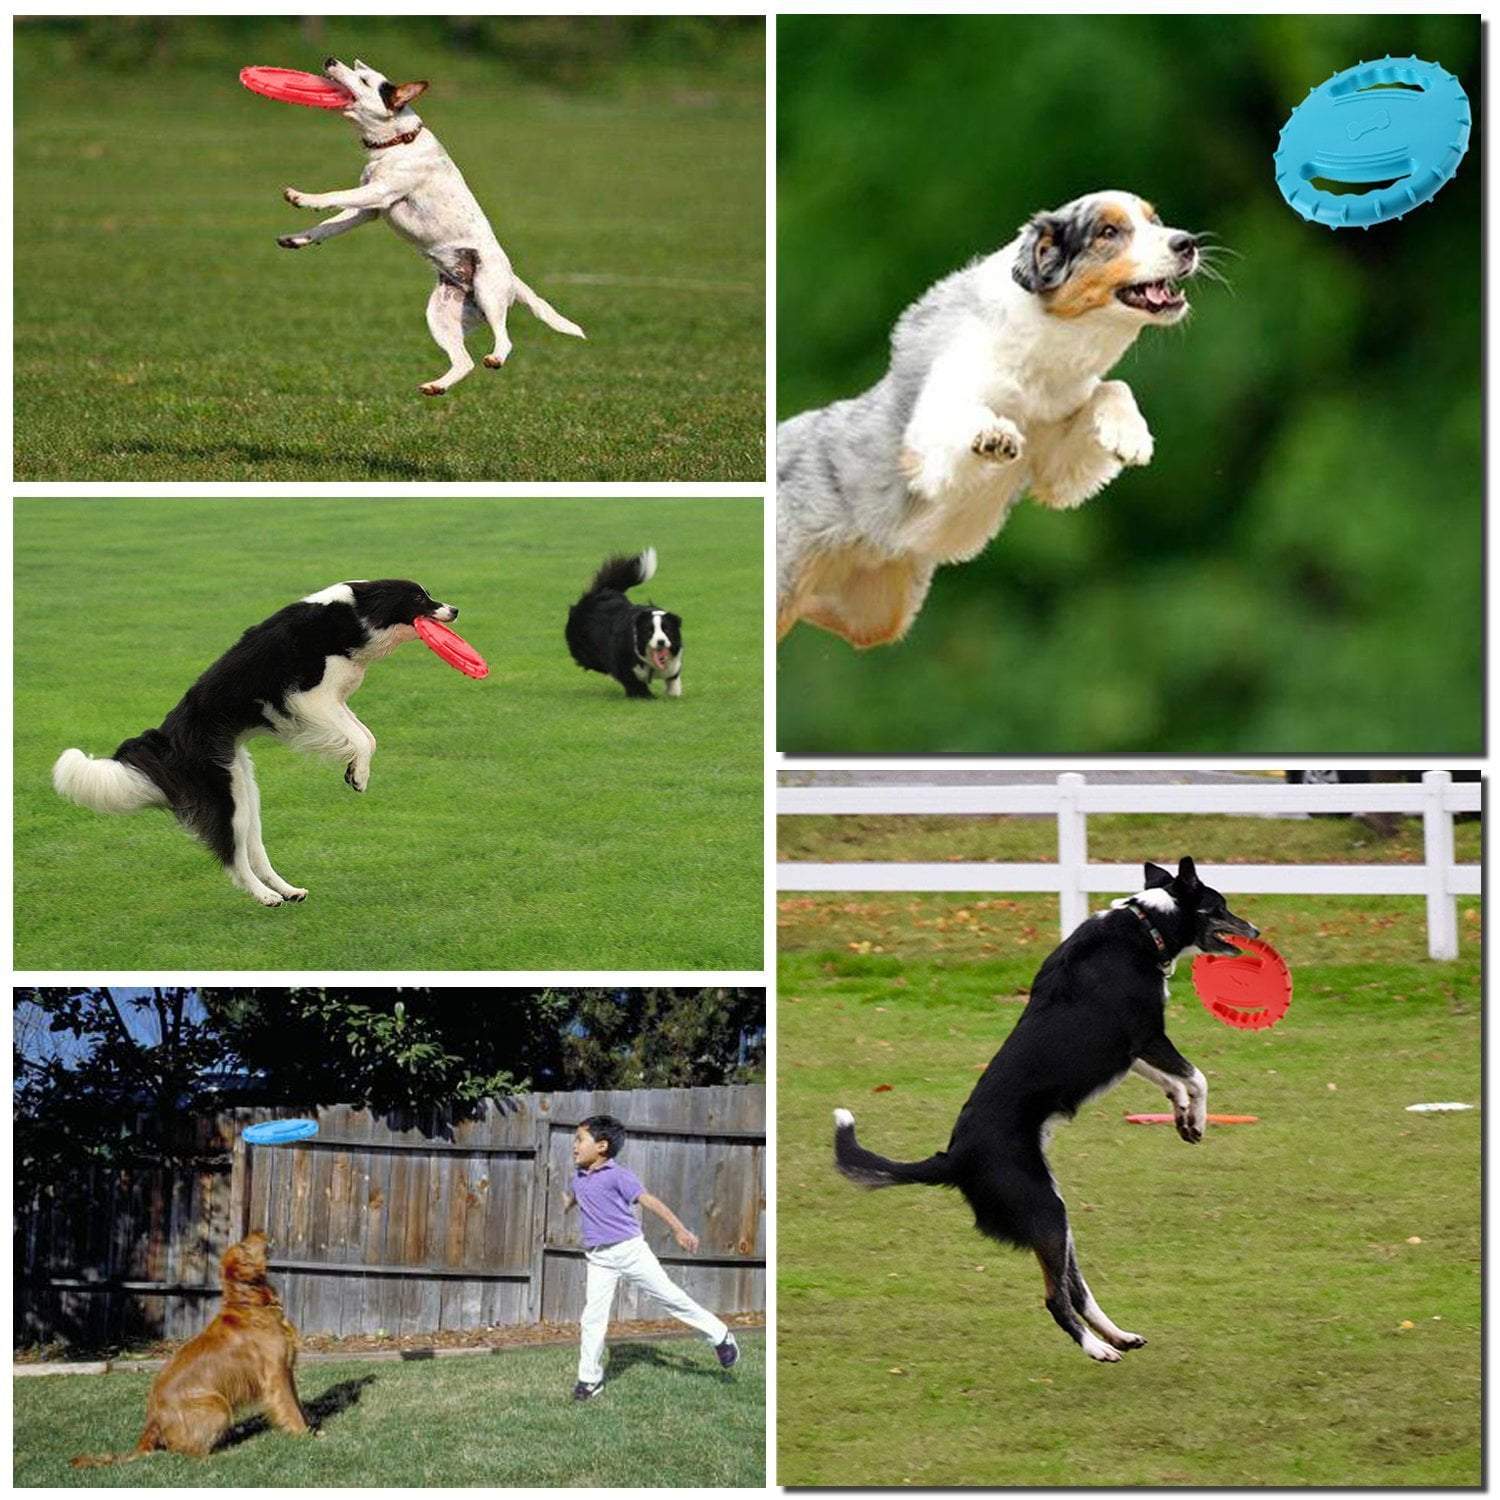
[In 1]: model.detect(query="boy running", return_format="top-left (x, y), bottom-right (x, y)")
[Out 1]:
top-left (566, 1114), bottom-right (740, 1399)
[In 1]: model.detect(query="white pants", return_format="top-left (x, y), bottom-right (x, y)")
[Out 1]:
top-left (578, 1235), bottom-right (729, 1383)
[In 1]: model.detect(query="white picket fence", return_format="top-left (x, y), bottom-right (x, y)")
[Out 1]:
top-left (778, 771), bottom-right (1481, 960)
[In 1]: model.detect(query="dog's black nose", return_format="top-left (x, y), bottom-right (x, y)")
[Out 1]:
top-left (1169, 232), bottom-right (1197, 255)
top-left (325, 56), bottom-right (338, 69)
top-left (448, 606), bottom-right (459, 620)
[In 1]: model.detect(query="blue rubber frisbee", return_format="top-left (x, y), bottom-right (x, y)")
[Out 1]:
top-left (243, 1118), bottom-right (318, 1145)
top-left (1274, 55), bottom-right (1470, 229)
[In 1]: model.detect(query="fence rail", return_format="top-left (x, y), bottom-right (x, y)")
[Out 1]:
top-left (16, 1086), bottom-right (764, 1351)
top-left (778, 771), bottom-right (1480, 960)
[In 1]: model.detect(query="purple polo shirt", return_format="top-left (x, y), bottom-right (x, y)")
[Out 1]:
top-left (574, 1160), bottom-right (645, 1248)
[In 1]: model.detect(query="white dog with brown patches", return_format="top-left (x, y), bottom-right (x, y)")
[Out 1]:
top-left (278, 57), bottom-right (585, 395)
top-left (777, 190), bottom-right (1201, 647)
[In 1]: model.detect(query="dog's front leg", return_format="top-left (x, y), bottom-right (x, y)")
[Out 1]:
top-left (1131, 1039), bottom-right (1208, 1143)
top-left (342, 714), bottom-right (376, 793)
top-left (1029, 381), bottom-right (1153, 510)
top-left (278, 205), bottom-right (378, 250)
top-left (1088, 380), bottom-right (1153, 467)
top-left (284, 183), bottom-right (398, 214)
top-left (902, 353), bottom-right (1024, 501)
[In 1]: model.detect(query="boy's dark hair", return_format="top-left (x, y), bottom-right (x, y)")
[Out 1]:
top-left (580, 1115), bottom-right (626, 1158)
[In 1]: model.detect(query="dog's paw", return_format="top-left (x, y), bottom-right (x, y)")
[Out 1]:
top-left (666, 678), bottom-right (682, 698)
top-left (277, 234), bottom-right (311, 250)
top-left (1111, 1330), bottom-right (1148, 1351)
top-left (971, 419), bottom-right (1024, 463)
top-left (419, 381), bottom-right (447, 397)
top-left (253, 889), bottom-right (285, 908)
top-left (345, 762), bottom-right (369, 793)
top-left (1094, 409), bottom-right (1153, 467)
top-left (482, 354), bottom-right (505, 369)
top-left (1082, 1334), bottom-right (1123, 1363)
top-left (283, 187), bottom-right (310, 208)
top-left (280, 886), bottom-right (309, 902)
top-left (1174, 1111), bottom-right (1203, 1145)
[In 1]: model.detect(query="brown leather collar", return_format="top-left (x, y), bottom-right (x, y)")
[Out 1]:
top-left (1124, 901), bottom-right (1171, 966)
top-left (363, 124), bottom-right (423, 151)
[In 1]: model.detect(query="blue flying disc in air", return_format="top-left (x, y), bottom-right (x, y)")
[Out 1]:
top-left (243, 1118), bottom-right (318, 1145)
top-left (1274, 55), bottom-right (1470, 229)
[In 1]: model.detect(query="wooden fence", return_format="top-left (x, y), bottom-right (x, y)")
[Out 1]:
top-left (15, 1086), bottom-right (764, 1351)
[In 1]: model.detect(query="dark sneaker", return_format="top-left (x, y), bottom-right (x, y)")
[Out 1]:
top-left (715, 1333), bottom-right (740, 1369)
top-left (572, 1379), bottom-right (604, 1401)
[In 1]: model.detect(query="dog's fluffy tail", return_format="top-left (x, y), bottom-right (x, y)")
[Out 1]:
top-left (585, 548), bottom-right (657, 598)
top-left (833, 1107), bottom-right (954, 1189)
top-left (513, 276), bottom-right (586, 340)
top-left (52, 749), bottom-right (167, 814)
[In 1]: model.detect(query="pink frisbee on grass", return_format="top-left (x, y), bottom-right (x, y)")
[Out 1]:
top-left (414, 616), bottom-right (489, 680)
top-left (240, 66), bottom-right (352, 111)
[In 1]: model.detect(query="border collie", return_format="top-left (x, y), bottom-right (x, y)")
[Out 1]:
top-left (52, 581), bottom-right (458, 906)
top-left (565, 549), bottom-right (683, 699)
top-left (833, 857), bottom-right (1259, 1361)
top-left (278, 58), bottom-right (585, 396)
top-left (778, 191), bottom-right (1202, 646)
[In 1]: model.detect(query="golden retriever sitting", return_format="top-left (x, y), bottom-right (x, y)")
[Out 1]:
top-left (72, 1230), bottom-right (309, 1466)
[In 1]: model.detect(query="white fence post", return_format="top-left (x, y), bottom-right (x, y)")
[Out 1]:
top-left (1056, 773), bottom-right (1088, 939)
top-left (1422, 770), bottom-right (1459, 961)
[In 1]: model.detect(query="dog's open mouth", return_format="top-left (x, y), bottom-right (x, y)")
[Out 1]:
top-left (651, 647), bottom-right (673, 670)
top-left (1117, 279), bottom-right (1186, 315)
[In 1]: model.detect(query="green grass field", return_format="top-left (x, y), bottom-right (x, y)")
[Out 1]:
top-left (15, 497), bottom-right (762, 970)
top-left (13, 1332), bottom-right (765, 1486)
top-left (14, 19), bottom-right (763, 481)
top-left (778, 889), bottom-right (1480, 1485)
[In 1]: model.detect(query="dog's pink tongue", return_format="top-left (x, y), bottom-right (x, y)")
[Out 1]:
top-left (653, 648), bottom-right (671, 668)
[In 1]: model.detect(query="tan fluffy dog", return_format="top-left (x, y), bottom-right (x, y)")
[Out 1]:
top-left (72, 1231), bottom-right (309, 1466)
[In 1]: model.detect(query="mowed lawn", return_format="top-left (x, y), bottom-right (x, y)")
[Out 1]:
top-left (13, 1332), bottom-right (765, 1487)
top-left (778, 891), bottom-right (1480, 1486)
top-left (15, 497), bottom-right (762, 970)
top-left (14, 23), bottom-right (763, 481)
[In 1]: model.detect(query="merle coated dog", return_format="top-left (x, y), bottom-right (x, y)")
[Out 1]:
top-left (833, 857), bottom-right (1258, 1361)
top-left (565, 549), bottom-right (683, 699)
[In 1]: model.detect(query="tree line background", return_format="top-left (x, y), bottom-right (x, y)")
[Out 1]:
top-left (777, 13), bottom-right (1480, 753)
top-left (14, 988), bottom-right (765, 1204)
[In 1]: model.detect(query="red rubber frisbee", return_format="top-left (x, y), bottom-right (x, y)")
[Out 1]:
top-left (240, 66), bottom-right (352, 111)
top-left (414, 616), bottom-right (488, 680)
top-left (1125, 1113), bottom-right (1260, 1126)
top-left (1192, 935), bottom-right (1292, 1031)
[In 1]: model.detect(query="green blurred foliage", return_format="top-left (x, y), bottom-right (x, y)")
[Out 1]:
top-left (777, 14), bottom-right (1479, 752)
top-left (17, 14), bottom-right (765, 93)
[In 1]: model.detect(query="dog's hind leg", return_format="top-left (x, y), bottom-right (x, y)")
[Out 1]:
top-left (420, 280), bottom-right (475, 396)
top-left (225, 755), bottom-right (286, 907)
top-left (471, 261), bottom-right (515, 370)
top-left (1031, 1198), bottom-right (1122, 1363)
top-left (1065, 1234), bottom-right (1146, 1351)
top-left (235, 748), bottom-right (307, 902)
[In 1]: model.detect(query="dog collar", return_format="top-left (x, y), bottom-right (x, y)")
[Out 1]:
top-left (364, 124), bottom-right (423, 150)
top-left (1124, 902), bottom-right (1172, 968)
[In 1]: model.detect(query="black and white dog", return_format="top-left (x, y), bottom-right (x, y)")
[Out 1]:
top-left (52, 581), bottom-right (458, 906)
top-left (834, 857), bottom-right (1259, 1361)
top-left (565, 549), bottom-right (683, 699)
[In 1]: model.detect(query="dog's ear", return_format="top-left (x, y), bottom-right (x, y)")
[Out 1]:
top-left (1176, 855), bottom-right (1200, 888)
top-left (381, 79), bottom-right (429, 112)
top-left (1011, 213), bottom-right (1076, 294)
top-left (1143, 861), bottom-right (1173, 889)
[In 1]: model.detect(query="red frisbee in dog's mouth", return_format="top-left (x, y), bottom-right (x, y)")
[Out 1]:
top-left (240, 66), bottom-right (353, 111)
top-left (1191, 935), bottom-right (1292, 1031)
top-left (414, 616), bottom-right (489, 679)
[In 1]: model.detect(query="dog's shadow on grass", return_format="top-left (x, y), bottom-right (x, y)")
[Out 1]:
top-left (220, 1373), bottom-right (377, 1450)
top-left (607, 1341), bottom-right (737, 1386)
top-left (99, 438), bottom-right (463, 483)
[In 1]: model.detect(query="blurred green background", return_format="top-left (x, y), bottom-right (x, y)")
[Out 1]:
top-left (777, 14), bottom-right (1480, 753)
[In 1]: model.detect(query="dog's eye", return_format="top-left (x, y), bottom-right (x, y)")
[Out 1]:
top-left (1097, 225), bottom-right (1120, 241)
